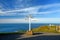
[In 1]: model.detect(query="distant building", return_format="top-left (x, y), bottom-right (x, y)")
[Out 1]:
top-left (49, 24), bottom-right (55, 26)
top-left (49, 24), bottom-right (55, 30)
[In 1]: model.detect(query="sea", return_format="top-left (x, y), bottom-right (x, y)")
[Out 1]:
top-left (0, 23), bottom-right (60, 33)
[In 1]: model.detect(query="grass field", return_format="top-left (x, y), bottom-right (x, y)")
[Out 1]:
top-left (32, 25), bottom-right (60, 33)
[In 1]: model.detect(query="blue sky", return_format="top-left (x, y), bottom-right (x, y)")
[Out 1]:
top-left (0, 0), bottom-right (60, 23)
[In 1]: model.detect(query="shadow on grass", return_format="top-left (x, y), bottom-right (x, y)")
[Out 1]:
top-left (33, 33), bottom-right (43, 35)
top-left (0, 33), bottom-right (24, 40)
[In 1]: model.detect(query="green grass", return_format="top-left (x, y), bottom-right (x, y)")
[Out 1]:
top-left (32, 25), bottom-right (60, 33)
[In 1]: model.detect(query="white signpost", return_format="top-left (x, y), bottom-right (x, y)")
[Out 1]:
top-left (28, 14), bottom-right (32, 31)
top-left (25, 14), bottom-right (33, 35)
top-left (25, 14), bottom-right (32, 31)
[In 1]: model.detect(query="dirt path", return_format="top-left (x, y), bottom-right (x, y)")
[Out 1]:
top-left (17, 33), bottom-right (60, 39)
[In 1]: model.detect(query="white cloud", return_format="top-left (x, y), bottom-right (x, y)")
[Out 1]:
top-left (0, 19), bottom-right (27, 23)
top-left (0, 18), bottom-right (60, 23)
top-left (0, 3), bottom-right (60, 16)
top-left (42, 3), bottom-right (60, 9)
top-left (31, 18), bottom-right (60, 23)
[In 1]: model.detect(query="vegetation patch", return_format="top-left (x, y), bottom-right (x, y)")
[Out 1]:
top-left (32, 25), bottom-right (59, 33)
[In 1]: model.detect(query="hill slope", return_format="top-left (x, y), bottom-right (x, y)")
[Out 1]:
top-left (32, 25), bottom-right (59, 33)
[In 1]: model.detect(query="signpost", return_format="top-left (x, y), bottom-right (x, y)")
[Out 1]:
top-left (25, 14), bottom-right (33, 35)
